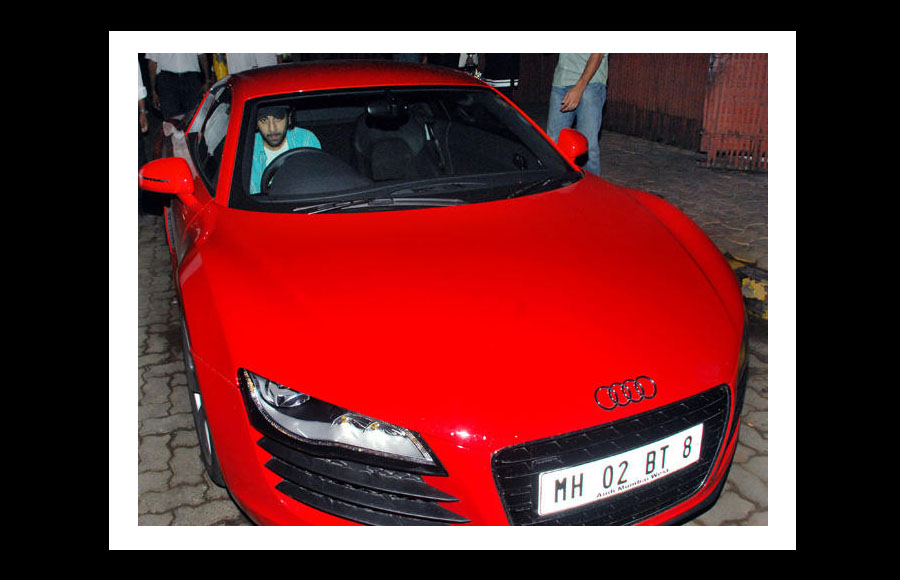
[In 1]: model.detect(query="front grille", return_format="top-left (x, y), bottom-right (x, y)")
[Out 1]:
top-left (258, 436), bottom-right (469, 525)
top-left (491, 384), bottom-right (730, 525)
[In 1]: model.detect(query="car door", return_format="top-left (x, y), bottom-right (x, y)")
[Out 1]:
top-left (167, 85), bottom-right (232, 264)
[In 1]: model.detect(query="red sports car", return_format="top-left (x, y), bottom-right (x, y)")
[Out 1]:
top-left (139, 61), bottom-right (747, 526)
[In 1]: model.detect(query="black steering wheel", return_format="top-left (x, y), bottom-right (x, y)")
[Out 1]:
top-left (260, 147), bottom-right (322, 195)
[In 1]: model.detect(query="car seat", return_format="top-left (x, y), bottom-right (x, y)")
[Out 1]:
top-left (352, 104), bottom-right (437, 182)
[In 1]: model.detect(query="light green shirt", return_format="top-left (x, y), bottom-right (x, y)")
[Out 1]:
top-left (552, 53), bottom-right (608, 87)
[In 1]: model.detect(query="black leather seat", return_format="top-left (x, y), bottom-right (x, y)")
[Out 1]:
top-left (352, 108), bottom-right (433, 182)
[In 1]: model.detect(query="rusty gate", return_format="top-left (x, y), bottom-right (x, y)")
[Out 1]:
top-left (605, 53), bottom-right (768, 171)
top-left (700, 53), bottom-right (768, 171)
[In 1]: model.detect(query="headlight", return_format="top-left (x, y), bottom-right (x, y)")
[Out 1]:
top-left (239, 369), bottom-right (436, 467)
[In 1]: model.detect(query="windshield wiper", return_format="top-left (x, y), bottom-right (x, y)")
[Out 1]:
top-left (507, 173), bottom-right (581, 199)
top-left (293, 197), bottom-right (466, 214)
top-left (387, 181), bottom-right (489, 198)
top-left (291, 180), bottom-right (490, 214)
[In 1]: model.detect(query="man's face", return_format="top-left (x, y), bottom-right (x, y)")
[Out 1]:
top-left (257, 113), bottom-right (288, 149)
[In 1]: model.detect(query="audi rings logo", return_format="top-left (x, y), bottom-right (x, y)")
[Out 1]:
top-left (594, 376), bottom-right (658, 410)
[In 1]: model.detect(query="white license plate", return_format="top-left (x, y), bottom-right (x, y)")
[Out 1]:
top-left (538, 423), bottom-right (704, 516)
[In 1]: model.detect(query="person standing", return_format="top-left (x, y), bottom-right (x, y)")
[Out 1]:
top-left (546, 53), bottom-right (608, 175)
top-left (481, 53), bottom-right (521, 100)
top-left (145, 53), bottom-right (212, 119)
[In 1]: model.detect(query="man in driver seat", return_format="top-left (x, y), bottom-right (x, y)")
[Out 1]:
top-left (250, 105), bottom-right (321, 194)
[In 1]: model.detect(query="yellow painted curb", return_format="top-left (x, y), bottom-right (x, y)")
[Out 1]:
top-left (726, 254), bottom-right (768, 321)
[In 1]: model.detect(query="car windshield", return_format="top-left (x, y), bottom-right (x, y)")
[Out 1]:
top-left (230, 86), bottom-right (581, 213)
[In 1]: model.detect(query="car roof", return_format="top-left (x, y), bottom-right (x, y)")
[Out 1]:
top-left (227, 60), bottom-right (486, 102)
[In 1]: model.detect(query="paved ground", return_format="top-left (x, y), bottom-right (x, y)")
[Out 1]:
top-left (136, 116), bottom-right (769, 528)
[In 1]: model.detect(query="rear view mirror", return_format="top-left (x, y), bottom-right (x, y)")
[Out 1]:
top-left (138, 157), bottom-right (199, 206)
top-left (556, 129), bottom-right (589, 167)
top-left (366, 94), bottom-right (408, 121)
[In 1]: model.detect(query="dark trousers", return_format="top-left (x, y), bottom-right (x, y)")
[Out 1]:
top-left (156, 71), bottom-right (202, 119)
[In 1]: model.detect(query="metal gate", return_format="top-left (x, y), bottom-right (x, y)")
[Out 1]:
top-left (700, 53), bottom-right (768, 171)
top-left (604, 53), bottom-right (709, 151)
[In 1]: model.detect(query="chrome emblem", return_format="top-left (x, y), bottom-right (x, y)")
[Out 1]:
top-left (594, 376), bottom-right (658, 410)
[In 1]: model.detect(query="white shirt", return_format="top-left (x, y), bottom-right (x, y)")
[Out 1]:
top-left (226, 53), bottom-right (278, 74)
top-left (263, 140), bottom-right (288, 165)
top-left (457, 53), bottom-right (479, 67)
top-left (146, 53), bottom-right (202, 74)
top-left (138, 61), bottom-right (147, 100)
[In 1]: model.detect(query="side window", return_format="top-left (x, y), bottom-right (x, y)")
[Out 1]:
top-left (194, 88), bottom-right (231, 195)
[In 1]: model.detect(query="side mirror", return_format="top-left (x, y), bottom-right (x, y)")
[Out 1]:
top-left (138, 157), bottom-right (198, 206)
top-left (556, 129), bottom-right (589, 167)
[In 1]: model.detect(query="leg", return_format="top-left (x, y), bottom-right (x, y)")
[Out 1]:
top-left (155, 71), bottom-right (179, 119)
top-left (179, 72), bottom-right (203, 119)
top-left (573, 82), bottom-right (606, 175)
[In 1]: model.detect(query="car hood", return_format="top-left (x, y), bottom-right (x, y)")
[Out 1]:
top-left (195, 177), bottom-right (739, 451)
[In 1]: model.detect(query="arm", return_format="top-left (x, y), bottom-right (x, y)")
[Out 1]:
top-left (139, 98), bottom-right (148, 133)
top-left (139, 61), bottom-right (149, 132)
top-left (560, 53), bottom-right (604, 112)
top-left (198, 54), bottom-right (213, 92)
top-left (147, 58), bottom-right (159, 110)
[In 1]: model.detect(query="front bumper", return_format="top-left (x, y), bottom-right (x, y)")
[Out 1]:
top-left (198, 356), bottom-right (746, 526)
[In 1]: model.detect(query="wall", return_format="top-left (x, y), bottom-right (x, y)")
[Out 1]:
top-left (515, 53), bottom-right (768, 171)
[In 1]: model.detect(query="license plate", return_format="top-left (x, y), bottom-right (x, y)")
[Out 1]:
top-left (538, 423), bottom-right (704, 516)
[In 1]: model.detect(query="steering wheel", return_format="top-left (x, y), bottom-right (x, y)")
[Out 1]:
top-left (260, 147), bottom-right (322, 195)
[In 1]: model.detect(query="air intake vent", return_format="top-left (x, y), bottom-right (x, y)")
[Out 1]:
top-left (258, 436), bottom-right (469, 525)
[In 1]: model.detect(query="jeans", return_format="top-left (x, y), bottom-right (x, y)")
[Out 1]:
top-left (547, 82), bottom-right (606, 175)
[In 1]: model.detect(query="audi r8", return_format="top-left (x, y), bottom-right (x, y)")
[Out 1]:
top-left (138, 61), bottom-right (748, 525)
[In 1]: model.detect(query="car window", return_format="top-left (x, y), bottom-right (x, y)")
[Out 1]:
top-left (193, 87), bottom-right (231, 195)
top-left (230, 87), bottom-right (579, 213)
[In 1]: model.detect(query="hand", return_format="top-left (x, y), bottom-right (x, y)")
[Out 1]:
top-left (560, 85), bottom-right (585, 112)
top-left (139, 110), bottom-right (149, 133)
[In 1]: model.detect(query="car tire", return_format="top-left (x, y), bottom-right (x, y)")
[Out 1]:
top-left (180, 312), bottom-right (227, 488)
